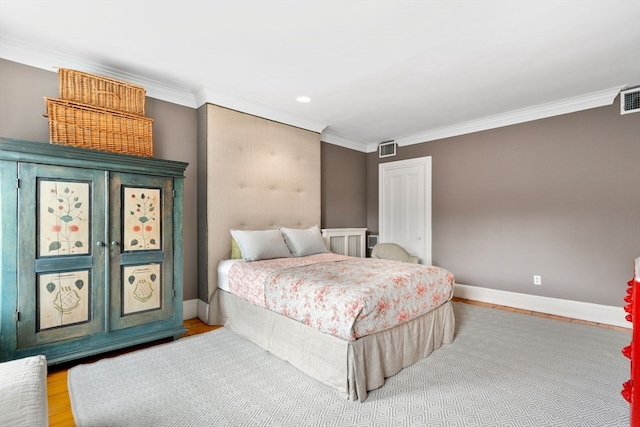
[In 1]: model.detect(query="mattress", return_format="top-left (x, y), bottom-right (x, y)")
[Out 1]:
top-left (217, 259), bottom-right (241, 292)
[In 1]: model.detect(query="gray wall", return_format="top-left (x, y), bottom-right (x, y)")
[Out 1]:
top-left (0, 59), bottom-right (200, 300)
top-left (320, 142), bottom-right (367, 229)
top-left (367, 100), bottom-right (640, 307)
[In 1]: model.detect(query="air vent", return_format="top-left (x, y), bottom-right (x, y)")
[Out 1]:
top-left (378, 141), bottom-right (396, 158)
top-left (621, 87), bottom-right (640, 115)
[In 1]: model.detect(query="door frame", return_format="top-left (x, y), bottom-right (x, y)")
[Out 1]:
top-left (378, 156), bottom-right (432, 265)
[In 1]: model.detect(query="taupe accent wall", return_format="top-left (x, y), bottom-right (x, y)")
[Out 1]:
top-left (320, 142), bottom-right (367, 229)
top-left (0, 59), bottom-right (200, 300)
top-left (367, 101), bottom-right (640, 307)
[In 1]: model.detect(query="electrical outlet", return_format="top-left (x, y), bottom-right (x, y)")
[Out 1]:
top-left (533, 275), bottom-right (542, 285)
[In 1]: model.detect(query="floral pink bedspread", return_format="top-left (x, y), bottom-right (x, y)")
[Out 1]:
top-left (227, 253), bottom-right (454, 341)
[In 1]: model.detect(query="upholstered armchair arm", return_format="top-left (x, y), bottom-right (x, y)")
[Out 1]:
top-left (371, 243), bottom-right (419, 264)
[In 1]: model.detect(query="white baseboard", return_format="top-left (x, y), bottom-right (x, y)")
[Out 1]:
top-left (182, 298), bottom-right (212, 324)
top-left (182, 299), bottom-right (211, 322)
top-left (185, 287), bottom-right (629, 328)
top-left (454, 283), bottom-right (628, 328)
top-left (182, 299), bottom-right (199, 320)
top-left (197, 299), bottom-right (210, 323)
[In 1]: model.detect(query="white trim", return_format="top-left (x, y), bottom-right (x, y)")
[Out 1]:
top-left (2, 35), bottom-right (625, 152)
top-left (333, 86), bottom-right (624, 153)
top-left (187, 286), bottom-right (628, 329)
top-left (197, 299), bottom-right (210, 324)
top-left (0, 36), bottom-right (327, 134)
top-left (453, 283), bottom-right (628, 328)
top-left (389, 86), bottom-right (625, 148)
top-left (0, 35), bottom-right (197, 109)
top-left (320, 130), bottom-right (372, 152)
top-left (193, 85), bottom-right (327, 134)
top-left (182, 299), bottom-right (199, 320)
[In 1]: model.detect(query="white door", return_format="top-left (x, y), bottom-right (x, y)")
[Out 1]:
top-left (379, 156), bottom-right (431, 264)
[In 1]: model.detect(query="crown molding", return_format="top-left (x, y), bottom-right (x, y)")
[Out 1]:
top-left (193, 86), bottom-right (327, 134)
top-left (393, 86), bottom-right (625, 147)
top-left (324, 86), bottom-right (625, 153)
top-left (1, 35), bottom-right (626, 149)
top-left (320, 130), bottom-right (370, 152)
top-left (0, 35), bottom-right (197, 108)
top-left (1, 35), bottom-right (327, 134)
top-left (365, 141), bottom-right (381, 153)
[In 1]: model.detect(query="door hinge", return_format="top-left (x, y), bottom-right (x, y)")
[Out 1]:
top-left (15, 310), bottom-right (20, 321)
top-left (172, 189), bottom-right (175, 198)
top-left (16, 178), bottom-right (20, 189)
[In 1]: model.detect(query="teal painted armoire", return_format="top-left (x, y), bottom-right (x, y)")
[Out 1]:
top-left (0, 138), bottom-right (188, 364)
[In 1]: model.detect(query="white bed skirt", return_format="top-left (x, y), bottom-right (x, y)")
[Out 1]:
top-left (208, 288), bottom-right (455, 401)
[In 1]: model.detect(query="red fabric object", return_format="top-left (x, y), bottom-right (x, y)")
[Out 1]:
top-left (623, 272), bottom-right (639, 425)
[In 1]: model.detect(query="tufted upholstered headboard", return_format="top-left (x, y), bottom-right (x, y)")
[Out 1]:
top-left (203, 105), bottom-right (321, 302)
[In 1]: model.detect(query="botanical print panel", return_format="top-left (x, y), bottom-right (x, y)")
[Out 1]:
top-left (122, 264), bottom-right (161, 315)
top-left (39, 270), bottom-right (90, 331)
top-left (39, 180), bottom-right (90, 257)
top-left (123, 187), bottom-right (161, 251)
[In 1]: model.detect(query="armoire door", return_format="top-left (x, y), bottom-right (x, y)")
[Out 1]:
top-left (108, 172), bottom-right (175, 330)
top-left (16, 163), bottom-right (107, 348)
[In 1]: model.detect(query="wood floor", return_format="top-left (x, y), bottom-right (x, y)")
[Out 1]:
top-left (46, 299), bottom-right (630, 427)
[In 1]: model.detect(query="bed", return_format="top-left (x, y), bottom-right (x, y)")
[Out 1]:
top-left (208, 226), bottom-right (455, 402)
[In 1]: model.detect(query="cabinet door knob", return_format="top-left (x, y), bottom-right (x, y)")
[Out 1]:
top-left (96, 241), bottom-right (105, 247)
top-left (111, 241), bottom-right (119, 247)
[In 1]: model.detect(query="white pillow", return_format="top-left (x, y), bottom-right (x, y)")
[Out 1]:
top-left (230, 229), bottom-right (291, 261)
top-left (0, 355), bottom-right (49, 427)
top-left (280, 225), bottom-right (329, 257)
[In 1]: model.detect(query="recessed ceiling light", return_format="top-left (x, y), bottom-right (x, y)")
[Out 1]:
top-left (296, 96), bottom-right (311, 103)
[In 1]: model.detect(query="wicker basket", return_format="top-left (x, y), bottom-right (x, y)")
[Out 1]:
top-left (45, 98), bottom-right (153, 157)
top-left (58, 68), bottom-right (146, 116)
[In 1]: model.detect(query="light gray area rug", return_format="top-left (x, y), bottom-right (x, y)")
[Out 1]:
top-left (68, 302), bottom-right (631, 426)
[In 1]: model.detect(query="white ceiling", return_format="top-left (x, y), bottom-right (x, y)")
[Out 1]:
top-left (1, 0), bottom-right (638, 152)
